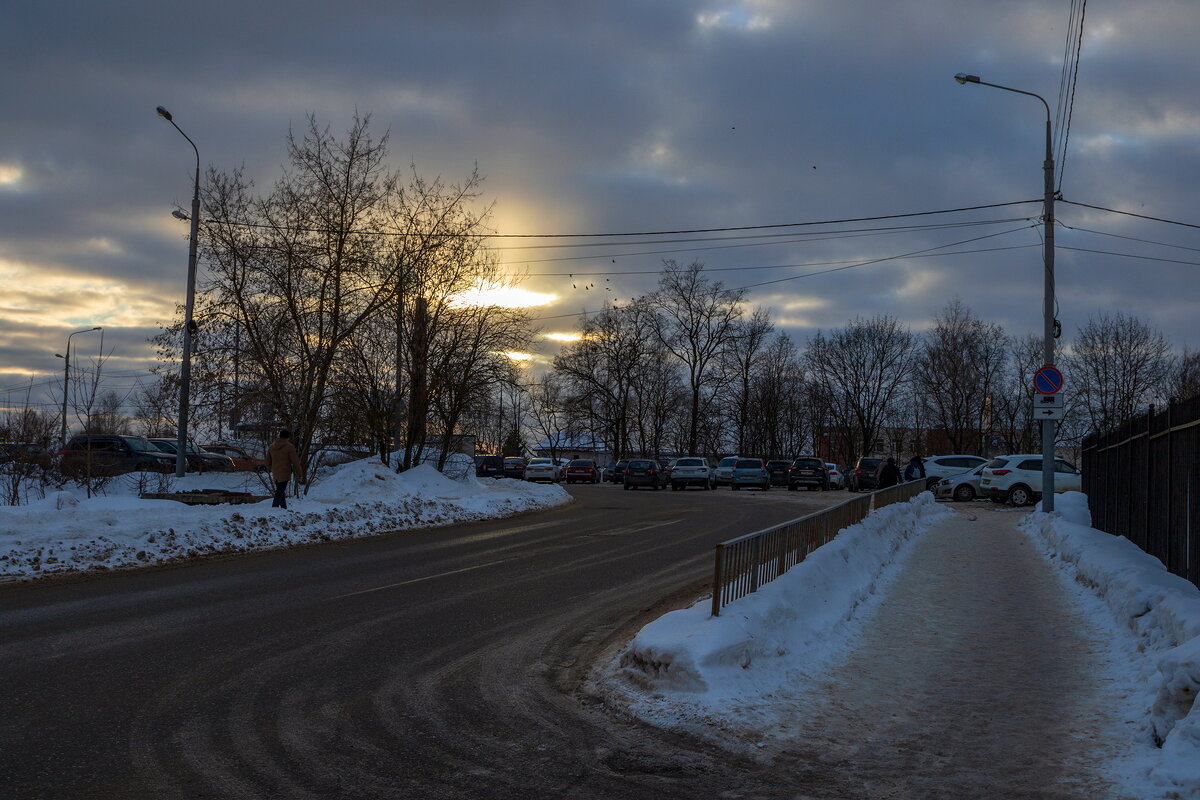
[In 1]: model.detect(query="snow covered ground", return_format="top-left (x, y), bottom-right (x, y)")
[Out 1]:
top-left (0, 459), bottom-right (571, 582)
top-left (602, 492), bottom-right (1200, 800)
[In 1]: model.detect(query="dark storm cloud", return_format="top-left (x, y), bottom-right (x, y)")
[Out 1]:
top-left (2, 0), bottom-right (1198, 412)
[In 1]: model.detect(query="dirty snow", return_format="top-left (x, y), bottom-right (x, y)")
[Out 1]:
top-left (603, 491), bottom-right (1200, 800)
top-left (0, 460), bottom-right (570, 582)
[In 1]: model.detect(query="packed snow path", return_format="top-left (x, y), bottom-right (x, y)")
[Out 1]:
top-left (784, 507), bottom-right (1128, 798)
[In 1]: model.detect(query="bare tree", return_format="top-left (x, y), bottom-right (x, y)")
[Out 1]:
top-left (1171, 348), bottom-right (1200, 402)
top-left (1068, 312), bottom-right (1175, 433)
top-left (652, 261), bottom-right (745, 455)
top-left (723, 308), bottom-right (774, 456)
top-left (804, 315), bottom-right (916, 460)
top-left (914, 299), bottom-right (1007, 454)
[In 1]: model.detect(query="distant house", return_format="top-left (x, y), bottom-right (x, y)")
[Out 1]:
top-left (532, 433), bottom-right (608, 462)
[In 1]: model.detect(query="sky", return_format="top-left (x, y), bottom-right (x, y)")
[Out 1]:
top-left (2, 0), bottom-right (1198, 413)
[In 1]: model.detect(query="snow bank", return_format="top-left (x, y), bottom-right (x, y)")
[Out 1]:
top-left (0, 460), bottom-right (570, 582)
top-left (1026, 492), bottom-right (1200, 798)
top-left (609, 493), bottom-right (951, 714)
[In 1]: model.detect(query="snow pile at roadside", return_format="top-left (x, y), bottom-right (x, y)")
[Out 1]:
top-left (604, 493), bottom-right (951, 731)
top-left (1025, 492), bottom-right (1200, 799)
top-left (0, 462), bottom-right (569, 582)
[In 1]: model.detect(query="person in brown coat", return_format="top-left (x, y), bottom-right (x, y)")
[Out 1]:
top-left (265, 430), bottom-right (304, 509)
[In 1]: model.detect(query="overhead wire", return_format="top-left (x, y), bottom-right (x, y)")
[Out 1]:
top-left (1061, 199), bottom-right (1200, 231)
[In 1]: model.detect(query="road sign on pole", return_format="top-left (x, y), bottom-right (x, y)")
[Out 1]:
top-left (1033, 365), bottom-right (1064, 394)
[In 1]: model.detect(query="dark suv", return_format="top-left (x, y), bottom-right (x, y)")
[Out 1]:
top-left (787, 457), bottom-right (828, 491)
top-left (61, 434), bottom-right (176, 476)
top-left (622, 459), bottom-right (664, 490)
top-left (149, 438), bottom-right (236, 472)
top-left (848, 457), bottom-right (884, 492)
top-left (475, 455), bottom-right (504, 478)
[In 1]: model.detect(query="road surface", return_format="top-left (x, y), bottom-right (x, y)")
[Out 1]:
top-left (1, 482), bottom-right (840, 799)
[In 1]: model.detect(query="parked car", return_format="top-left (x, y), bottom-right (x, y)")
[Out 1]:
top-left (623, 458), bottom-right (663, 490)
top-left (765, 459), bottom-right (792, 487)
top-left (554, 457), bottom-right (571, 480)
top-left (502, 457), bottom-right (527, 479)
top-left (607, 459), bottom-right (629, 484)
top-left (0, 442), bottom-right (53, 470)
top-left (474, 455), bottom-right (505, 479)
top-left (934, 464), bottom-right (988, 502)
top-left (788, 456), bottom-right (828, 491)
top-left (824, 463), bottom-right (846, 490)
top-left (980, 455), bottom-right (1082, 506)
top-left (848, 457), bottom-right (884, 492)
top-left (669, 457), bottom-right (712, 490)
top-left (563, 459), bottom-right (600, 483)
top-left (149, 438), bottom-right (237, 472)
top-left (523, 457), bottom-right (559, 483)
top-left (713, 456), bottom-right (741, 487)
top-left (60, 434), bottom-right (176, 476)
top-left (202, 443), bottom-right (267, 472)
top-left (919, 454), bottom-right (991, 489)
top-left (730, 458), bottom-right (770, 491)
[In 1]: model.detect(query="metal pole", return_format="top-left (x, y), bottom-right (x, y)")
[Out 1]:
top-left (1041, 113), bottom-right (1057, 512)
top-left (953, 74), bottom-right (1056, 511)
top-left (60, 342), bottom-right (70, 450)
top-left (157, 107), bottom-right (200, 479)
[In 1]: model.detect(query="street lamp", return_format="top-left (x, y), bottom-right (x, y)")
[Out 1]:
top-left (156, 105), bottom-right (201, 478)
top-left (954, 72), bottom-right (1058, 511)
top-left (55, 327), bottom-right (102, 449)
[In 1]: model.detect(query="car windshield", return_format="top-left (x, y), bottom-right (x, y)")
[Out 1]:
top-left (987, 458), bottom-right (1009, 468)
top-left (126, 437), bottom-right (160, 453)
top-left (676, 458), bottom-right (705, 467)
top-left (149, 439), bottom-right (176, 453)
top-left (860, 458), bottom-right (881, 468)
top-left (766, 461), bottom-right (790, 468)
top-left (735, 459), bottom-right (761, 469)
top-left (527, 459), bottom-right (552, 465)
top-left (826, 463), bottom-right (839, 470)
top-left (628, 460), bottom-right (651, 468)
top-left (504, 458), bottom-right (525, 464)
top-left (568, 460), bottom-right (593, 466)
top-left (719, 457), bottom-right (738, 467)
top-left (794, 458), bottom-right (823, 468)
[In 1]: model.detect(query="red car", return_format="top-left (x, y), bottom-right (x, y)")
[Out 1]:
top-left (563, 459), bottom-right (600, 484)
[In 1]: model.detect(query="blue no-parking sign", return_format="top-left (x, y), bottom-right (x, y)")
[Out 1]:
top-left (1033, 365), bottom-right (1064, 394)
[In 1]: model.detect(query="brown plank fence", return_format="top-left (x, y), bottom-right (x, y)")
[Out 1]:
top-left (710, 479), bottom-right (926, 617)
top-left (1081, 394), bottom-right (1200, 588)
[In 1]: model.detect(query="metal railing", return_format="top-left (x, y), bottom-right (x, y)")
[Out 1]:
top-left (710, 480), bottom-right (925, 617)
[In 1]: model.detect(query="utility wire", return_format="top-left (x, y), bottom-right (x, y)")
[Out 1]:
top-left (1057, 0), bottom-right (1087, 192)
top-left (1061, 199), bottom-right (1200, 230)
top-left (200, 199), bottom-right (1041, 240)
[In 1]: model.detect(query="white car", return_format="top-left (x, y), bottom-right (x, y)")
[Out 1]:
top-left (523, 457), bottom-right (559, 483)
top-left (824, 463), bottom-right (846, 490)
top-left (979, 455), bottom-right (1082, 506)
top-left (918, 454), bottom-right (991, 488)
top-left (934, 464), bottom-right (987, 502)
top-left (670, 457), bottom-right (712, 490)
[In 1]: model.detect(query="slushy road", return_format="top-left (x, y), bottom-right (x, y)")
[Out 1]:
top-left (1, 482), bottom-right (846, 799)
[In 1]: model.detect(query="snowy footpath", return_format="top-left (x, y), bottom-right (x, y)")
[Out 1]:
top-left (0, 461), bottom-right (571, 582)
top-left (602, 493), bottom-right (1200, 800)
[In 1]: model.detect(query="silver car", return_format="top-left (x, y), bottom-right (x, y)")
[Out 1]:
top-left (934, 464), bottom-right (987, 502)
top-left (713, 455), bottom-right (740, 487)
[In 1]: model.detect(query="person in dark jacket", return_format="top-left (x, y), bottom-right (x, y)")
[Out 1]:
top-left (876, 456), bottom-right (902, 489)
top-left (903, 455), bottom-right (926, 482)
top-left (265, 429), bottom-right (305, 509)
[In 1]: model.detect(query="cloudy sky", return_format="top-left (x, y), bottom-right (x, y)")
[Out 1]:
top-left (2, 0), bottom-right (1197, 413)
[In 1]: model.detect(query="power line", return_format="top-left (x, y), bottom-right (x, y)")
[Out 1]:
top-left (1058, 245), bottom-right (1200, 268)
top-left (200, 199), bottom-right (1041, 240)
top-left (1061, 199), bottom-right (1200, 231)
top-left (1058, 223), bottom-right (1200, 255)
top-left (529, 226), bottom-right (1040, 321)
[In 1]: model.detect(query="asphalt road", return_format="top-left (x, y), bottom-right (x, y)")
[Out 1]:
top-left (0, 481), bottom-right (849, 799)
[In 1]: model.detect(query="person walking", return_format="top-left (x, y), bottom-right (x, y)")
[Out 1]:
top-left (876, 456), bottom-right (902, 489)
top-left (903, 455), bottom-right (926, 482)
top-left (265, 429), bottom-right (305, 509)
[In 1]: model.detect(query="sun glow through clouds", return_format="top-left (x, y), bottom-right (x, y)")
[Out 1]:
top-left (451, 283), bottom-right (556, 309)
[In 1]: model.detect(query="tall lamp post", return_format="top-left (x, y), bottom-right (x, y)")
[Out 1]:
top-left (156, 105), bottom-right (201, 478)
top-left (55, 327), bottom-right (102, 449)
top-left (954, 73), bottom-right (1058, 511)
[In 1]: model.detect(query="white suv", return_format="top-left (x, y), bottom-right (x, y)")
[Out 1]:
top-left (979, 455), bottom-right (1082, 506)
top-left (670, 457), bottom-right (713, 490)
